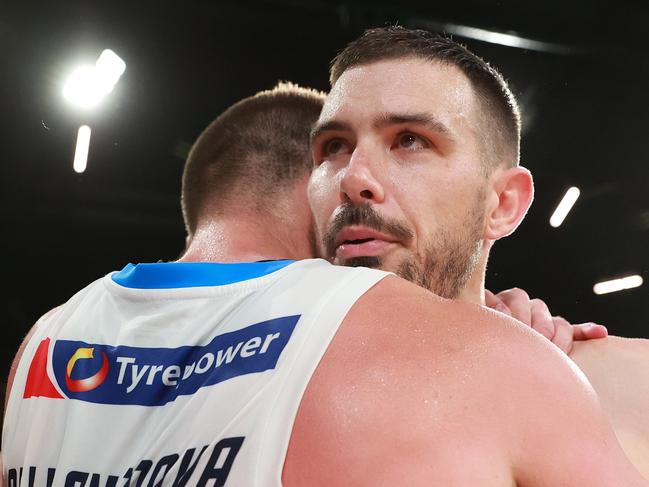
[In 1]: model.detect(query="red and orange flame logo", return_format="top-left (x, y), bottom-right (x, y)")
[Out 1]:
top-left (65, 347), bottom-right (109, 392)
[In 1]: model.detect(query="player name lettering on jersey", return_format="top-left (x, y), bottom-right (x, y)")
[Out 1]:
top-left (6, 436), bottom-right (244, 487)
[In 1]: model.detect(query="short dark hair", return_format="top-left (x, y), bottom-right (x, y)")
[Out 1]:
top-left (330, 26), bottom-right (520, 170)
top-left (181, 82), bottom-right (325, 236)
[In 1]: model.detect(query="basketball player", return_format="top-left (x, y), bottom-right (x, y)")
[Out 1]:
top-left (4, 83), bottom-right (646, 485)
top-left (308, 26), bottom-right (649, 477)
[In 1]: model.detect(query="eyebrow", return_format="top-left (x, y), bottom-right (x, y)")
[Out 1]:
top-left (373, 112), bottom-right (453, 138)
top-left (310, 112), bottom-right (454, 145)
top-left (310, 120), bottom-right (352, 145)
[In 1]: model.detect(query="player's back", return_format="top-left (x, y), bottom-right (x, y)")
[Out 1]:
top-left (3, 259), bottom-right (388, 486)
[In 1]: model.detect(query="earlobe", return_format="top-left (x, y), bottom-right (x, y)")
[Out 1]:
top-left (484, 167), bottom-right (534, 241)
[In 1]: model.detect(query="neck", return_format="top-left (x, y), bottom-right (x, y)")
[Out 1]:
top-left (178, 216), bottom-right (314, 264)
top-left (456, 242), bottom-right (490, 305)
top-left (457, 264), bottom-right (485, 305)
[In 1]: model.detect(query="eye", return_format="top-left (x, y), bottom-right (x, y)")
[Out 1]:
top-left (313, 137), bottom-right (352, 166)
top-left (322, 138), bottom-right (350, 156)
top-left (395, 132), bottom-right (429, 151)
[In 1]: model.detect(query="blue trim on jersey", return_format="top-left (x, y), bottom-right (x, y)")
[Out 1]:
top-left (111, 261), bottom-right (295, 289)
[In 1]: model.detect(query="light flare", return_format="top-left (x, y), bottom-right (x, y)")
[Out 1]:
top-left (550, 186), bottom-right (581, 228)
top-left (593, 275), bottom-right (643, 295)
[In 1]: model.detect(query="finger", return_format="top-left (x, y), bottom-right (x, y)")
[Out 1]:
top-left (529, 298), bottom-right (555, 340)
top-left (497, 288), bottom-right (532, 325)
top-left (550, 316), bottom-right (574, 354)
top-left (484, 289), bottom-right (499, 307)
top-left (485, 290), bottom-right (512, 315)
top-left (573, 323), bottom-right (608, 341)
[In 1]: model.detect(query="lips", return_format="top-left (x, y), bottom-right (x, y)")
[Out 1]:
top-left (333, 226), bottom-right (399, 260)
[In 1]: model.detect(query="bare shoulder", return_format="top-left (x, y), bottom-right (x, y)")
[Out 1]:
top-left (347, 274), bottom-right (537, 348)
top-left (283, 277), bottom-right (643, 485)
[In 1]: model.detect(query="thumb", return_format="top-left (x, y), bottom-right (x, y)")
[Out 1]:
top-left (485, 289), bottom-right (512, 316)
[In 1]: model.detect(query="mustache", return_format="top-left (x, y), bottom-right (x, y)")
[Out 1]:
top-left (323, 203), bottom-right (414, 258)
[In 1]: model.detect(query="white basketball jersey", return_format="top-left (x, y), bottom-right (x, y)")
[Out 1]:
top-left (3, 259), bottom-right (389, 486)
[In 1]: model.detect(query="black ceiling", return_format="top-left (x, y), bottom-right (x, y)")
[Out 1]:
top-left (2, 0), bottom-right (648, 390)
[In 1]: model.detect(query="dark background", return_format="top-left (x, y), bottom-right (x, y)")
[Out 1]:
top-left (2, 0), bottom-right (648, 418)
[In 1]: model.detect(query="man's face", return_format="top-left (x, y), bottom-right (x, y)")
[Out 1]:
top-left (308, 58), bottom-right (490, 298)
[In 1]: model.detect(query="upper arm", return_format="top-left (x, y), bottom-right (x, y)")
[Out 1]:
top-left (5, 306), bottom-right (61, 413)
top-left (284, 277), bottom-right (647, 486)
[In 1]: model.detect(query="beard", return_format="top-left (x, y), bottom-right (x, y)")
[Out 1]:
top-left (395, 219), bottom-right (483, 299)
top-left (325, 193), bottom-right (485, 299)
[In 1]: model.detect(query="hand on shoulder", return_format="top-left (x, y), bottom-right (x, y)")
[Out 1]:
top-left (485, 287), bottom-right (607, 354)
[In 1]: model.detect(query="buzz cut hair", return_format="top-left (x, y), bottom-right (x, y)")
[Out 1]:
top-left (330, 26), bottom-right (521, 170)
top-left (181, 82), bottom-right (326, 236)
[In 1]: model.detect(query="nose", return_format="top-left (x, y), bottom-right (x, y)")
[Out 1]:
top-left (340, 146), bottom-right (385, 205)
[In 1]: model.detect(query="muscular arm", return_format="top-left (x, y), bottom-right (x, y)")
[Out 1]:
top-left (284, 276), bottom-right (647, 486)
top-left (571, 336), bottom-right (649, 479)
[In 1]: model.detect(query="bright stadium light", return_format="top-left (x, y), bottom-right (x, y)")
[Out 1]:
top-left (593, 275), bottom-right (643, 295)
top-left (95, 49), bottom-right (126, 95)
top-left (73, 125), bottom-right (92, 173)
top-left (550, 186), bottom-right (581, 228)
top-left (62, 49), bottom-right (126, 108)
top-left (63, 66), bottom-right (104, 108)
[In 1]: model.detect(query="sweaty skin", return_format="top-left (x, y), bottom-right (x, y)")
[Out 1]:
top-left (283, 276), bottom-right (647, 485)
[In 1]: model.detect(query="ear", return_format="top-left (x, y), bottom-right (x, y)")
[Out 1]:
top-left (484, 166), bottom-right (534, 241)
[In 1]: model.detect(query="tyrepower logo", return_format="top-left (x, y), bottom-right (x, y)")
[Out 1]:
top-left (65, 347), bottom-right (110, 392)
top-left (23, 315), bottom-right (299, 406)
